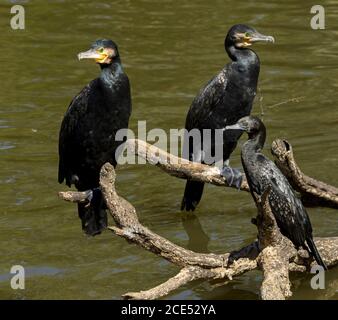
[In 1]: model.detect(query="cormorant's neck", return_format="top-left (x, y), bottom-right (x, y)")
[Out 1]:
top-left (226, 45), bottom-right (259, 66)
top-left (243, 128), bottom-right (266, 154)
top-left (99, 58), bottom-right (123, 86)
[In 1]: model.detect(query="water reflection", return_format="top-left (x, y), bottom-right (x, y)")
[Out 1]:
top-left (181, 214), bottom-right (210, 253)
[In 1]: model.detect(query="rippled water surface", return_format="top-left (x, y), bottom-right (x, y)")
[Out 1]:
top-left (0, 0), bottom-right (337, 299)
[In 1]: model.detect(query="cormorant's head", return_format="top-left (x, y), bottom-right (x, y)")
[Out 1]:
top-left (225, 24), bottom-right (274, 49)
top-left (77, 39), bottom-right (119, 65)
top-left (225, 116), bottom-right (265, 138)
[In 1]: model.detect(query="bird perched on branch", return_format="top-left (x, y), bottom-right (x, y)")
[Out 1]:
top-left (226, 116), bottom-right (327, 270)
top-left (58, 39), bottom-right (132, 236)
top-left (181, 24), bottom-right (274, 211)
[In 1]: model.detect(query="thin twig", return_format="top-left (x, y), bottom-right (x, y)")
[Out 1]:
top-left (267, 96), bottom-right (305, 110)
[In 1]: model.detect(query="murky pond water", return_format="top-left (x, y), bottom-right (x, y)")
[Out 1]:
top-left (0, 0), bottom-right (337, 299)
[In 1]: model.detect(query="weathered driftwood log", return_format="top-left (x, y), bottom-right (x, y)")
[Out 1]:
top-left (271, 139), bottom-right (338, 208)
top-left (59, 159), bottom-right (338, 300)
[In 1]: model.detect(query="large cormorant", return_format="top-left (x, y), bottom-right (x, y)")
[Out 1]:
top-left (58, 39), bottom-right (131, 236)
top-left (181, 24), bottom-right (274, 211)
top-left (226, 116), bottom-right (327, 269)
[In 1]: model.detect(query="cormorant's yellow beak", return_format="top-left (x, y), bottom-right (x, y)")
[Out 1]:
top-left (236, 32), bottom-right (275, 48)
top-left (77, 48), bottom-right (108, 63)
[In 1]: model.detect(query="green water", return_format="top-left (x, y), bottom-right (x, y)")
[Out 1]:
top-left (0, 0), bottom-right (337, 299)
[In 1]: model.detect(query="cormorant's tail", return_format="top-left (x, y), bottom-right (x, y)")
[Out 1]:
top-left (77, 190), bottom-right (107, 236)
top-left (306, 237), bottom-right (328, 270)
top-left (181, 181), bottom-right (204, 211)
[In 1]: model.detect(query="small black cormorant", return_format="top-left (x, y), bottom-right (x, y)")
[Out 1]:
top-left (226, 116), bottom-right (327, 270)
top-left (181, 24), bottom-right (274, 211)
top-left (58, 39), bottom-right (131, 236)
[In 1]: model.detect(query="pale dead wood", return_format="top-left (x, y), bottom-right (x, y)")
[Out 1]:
top-left (123, 266), bottom-right (223, 300)
top-left (58, 190), bottom-right (92, 204)
top-left (123, 138), bottom-right (338, 208)
top-left (253, 189), bottom-right (293, 300)
top-left (125, 138), bottom-right (249, 191)
top-left (271, 139), bottom-right (338, 208)
top-left (58, 139), bottom-right (338, 300)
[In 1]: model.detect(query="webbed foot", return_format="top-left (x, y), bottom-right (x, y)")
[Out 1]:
top-left (220, 166), bottom-right (243, 189)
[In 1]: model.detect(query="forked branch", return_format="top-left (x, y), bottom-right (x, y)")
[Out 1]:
top-left (271, 139), bottom-right (338, 208)
top-left (59, 139), bottom-right (338, 299)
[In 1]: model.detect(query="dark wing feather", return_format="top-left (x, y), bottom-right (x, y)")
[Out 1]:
top-left (184, 68), bottom-right (229, 161)
top-left (248, 154), bottom-right (310, 246)
top-left (185, 68), bottom-right (228, 131)
top-left (58, 79), bottom-right (99, 187)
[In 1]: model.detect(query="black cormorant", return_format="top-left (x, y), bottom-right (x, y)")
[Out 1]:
top-left (226, 116), bottom-right (327, 269)
top-left (58, 39), bottom-right (131, 236)
top-left (181, 24), bottom-right (274, 211)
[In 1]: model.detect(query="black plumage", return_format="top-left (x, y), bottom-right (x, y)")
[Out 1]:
top-left (58, 39), bottom-right (131, 236)
top-left (226, 116), bottom-right (327, 270)
top-left (181, 24), bottom-right (274, 211)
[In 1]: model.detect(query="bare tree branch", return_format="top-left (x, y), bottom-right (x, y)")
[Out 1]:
top-left (123, 266), bottom-right (221, 300)
top-left (125, 139), bottom-right (250, 191)
top-left (271, 139), bottom-right (338, 208)
top-left (58, 139), bottom-right (338, 300)
top-left (253, 189), bottom-right (293, 299)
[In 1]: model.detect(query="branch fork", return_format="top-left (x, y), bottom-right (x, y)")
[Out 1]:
top-left (58, 138), bottom-right (338, 300)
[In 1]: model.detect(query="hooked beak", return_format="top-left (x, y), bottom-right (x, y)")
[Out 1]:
top-left (225, 123), bottom-right (245, 131)
top-left (77, 49), bottom-right (107, 63)
top-left (249, 32), bottom-right (275, 44)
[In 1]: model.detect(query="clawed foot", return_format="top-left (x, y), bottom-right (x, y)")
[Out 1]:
top-left (220, 166), bottom-right (243, 189)
top-left (84, 188), bottom-right (100, 207)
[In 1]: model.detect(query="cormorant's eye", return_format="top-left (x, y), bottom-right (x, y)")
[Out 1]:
top-left (244, 32), bottom-right (251, 38)
top-left (98, 48), bottom-right (104, 53)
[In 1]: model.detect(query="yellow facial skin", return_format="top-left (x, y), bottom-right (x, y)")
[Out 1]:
top-left (235, 33), bottom-right (253, 48)
top-left (96, 48), bottom-right (116, 64)
top-left (234, 32), bottom-right (275, 48)
top-left (95, 48), bottom-right (109, 63)
top-left (78, 47), bottom-right (115, 64)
